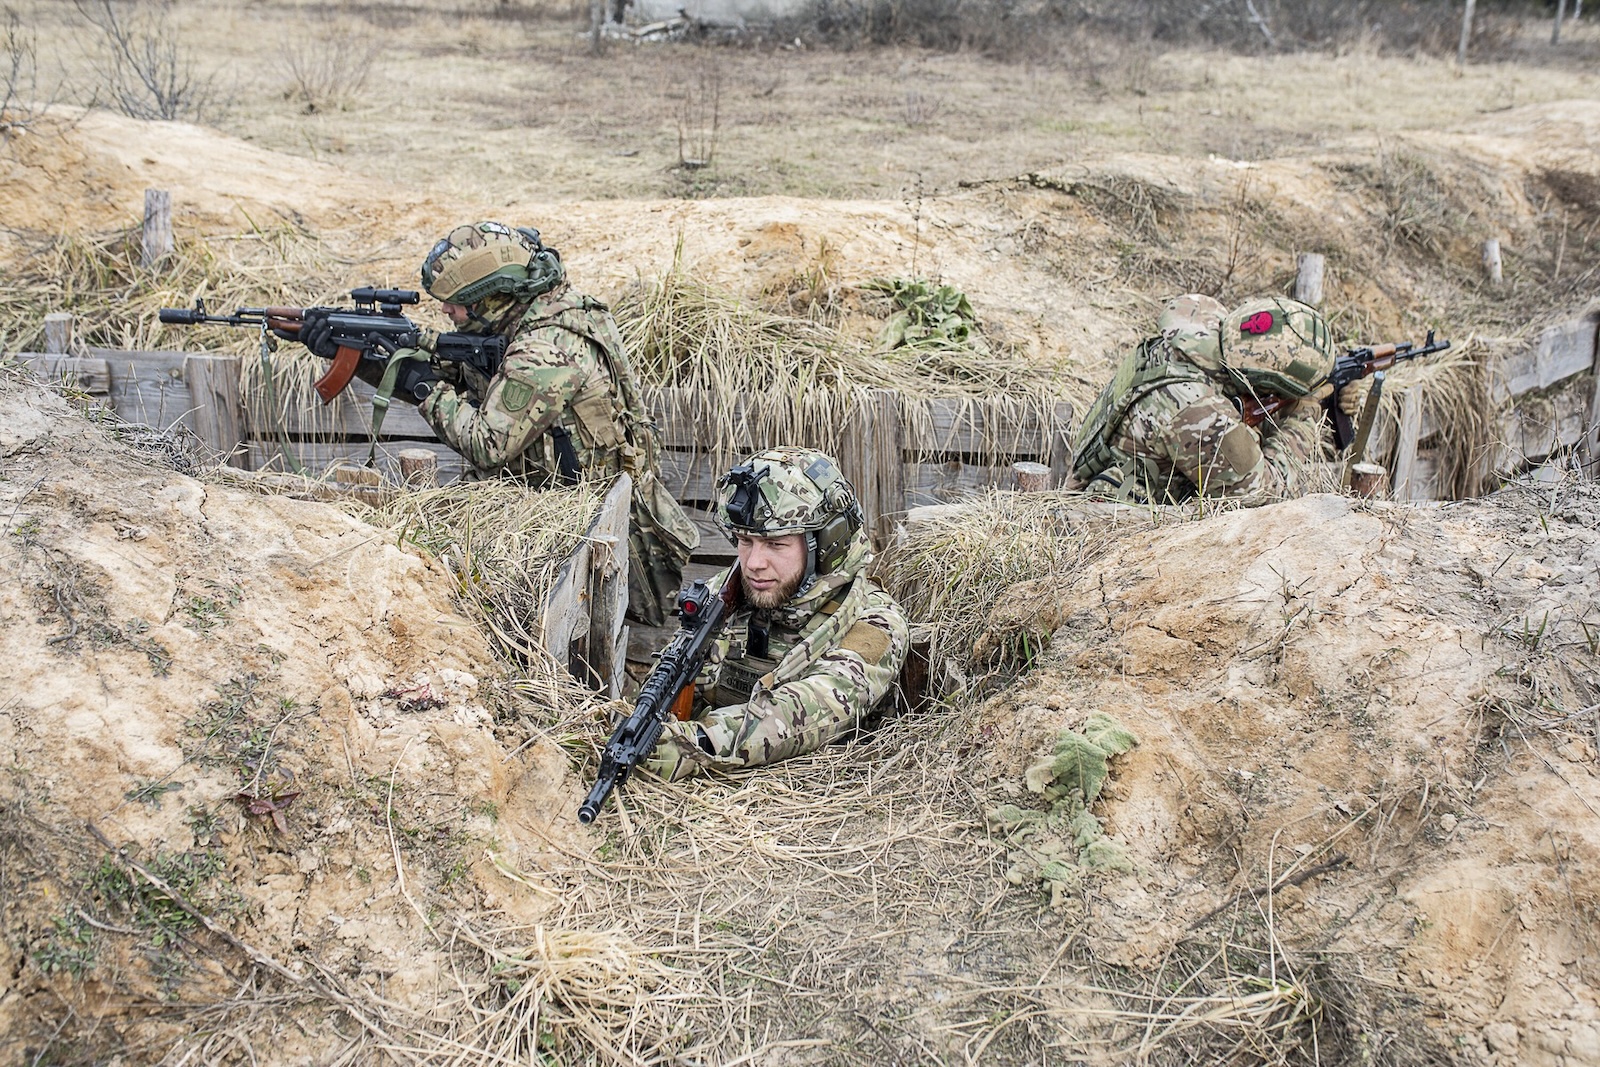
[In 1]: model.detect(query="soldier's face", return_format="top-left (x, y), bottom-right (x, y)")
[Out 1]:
top-left (441, 301), bottom-right (470, 326)
top-left (736, 533), bottom-right (808, 609)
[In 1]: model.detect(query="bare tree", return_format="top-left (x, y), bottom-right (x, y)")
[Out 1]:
top-left (1, 6), bottom-right (45, 139)
top-left (73, 0), bottom-right (219, 121)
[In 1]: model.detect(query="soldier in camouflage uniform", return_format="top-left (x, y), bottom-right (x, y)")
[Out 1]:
top-left (646, 447), bottom-right (910, 781)
top-left (404, 222), bottom-right (699, 626)
top-left (1067, 295), bottom-right (1336, 506)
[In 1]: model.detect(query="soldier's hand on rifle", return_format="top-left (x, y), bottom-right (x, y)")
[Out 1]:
top-left (1280, 381), bottom-right (1333, 421)
top-left (299, 309), bottom-right (338, 358)
top-left (1338, 377), bottom-right (1372, 417)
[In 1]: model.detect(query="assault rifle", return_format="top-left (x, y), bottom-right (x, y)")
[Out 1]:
top-left (1238, 332), bottom-right (1451, 450)
top-left (577, 566), bottom-right (743, 825)
top-left (159, 288), bottom-right (505, 405)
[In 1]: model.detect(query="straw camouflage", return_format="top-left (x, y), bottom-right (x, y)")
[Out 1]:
top-left (417, 254), bottom-right (698, 626)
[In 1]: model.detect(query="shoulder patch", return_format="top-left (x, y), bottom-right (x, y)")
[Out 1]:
top-left (839, 621), bottom-right (892, 664)
top-left (500, 378), bottom-right (535, 413)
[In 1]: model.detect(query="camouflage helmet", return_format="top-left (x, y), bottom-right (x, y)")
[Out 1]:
top-left (1218, 296), bottom-right (1334, 398)
top-left (420, 221), bottom-right (564, 306)
top-left (1158, 293), bottom-right (1228, 373)
top-left (716, 447), bottom-right (864, 579)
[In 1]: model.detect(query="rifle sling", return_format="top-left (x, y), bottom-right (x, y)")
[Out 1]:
top-left (367, 348), bottom-right (434, 467)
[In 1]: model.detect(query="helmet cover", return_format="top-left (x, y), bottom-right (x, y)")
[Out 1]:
top-left (716, 446), bottom-right (863, 576)
top-left (421, 222), bottom-right (562, 305)
top-left (1219, 296), bottom-right (1334, 398)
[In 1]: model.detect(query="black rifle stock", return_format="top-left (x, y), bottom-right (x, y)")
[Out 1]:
top-left (159, 289), bottom-right (505, 404)
top-left (578, 566), bottom-right (743, 825)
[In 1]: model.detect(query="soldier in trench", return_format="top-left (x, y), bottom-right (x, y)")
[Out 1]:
top-left (1068, 294), bottom-right (1339, 507)
top-left (645, 446), bottom-right (911, 780)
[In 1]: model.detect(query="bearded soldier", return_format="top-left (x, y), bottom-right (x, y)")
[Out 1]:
top-left (646, 447), bottom-right (909, 781)
top-left (402, 221), bottom-right (698, 626)
top-left (1068, 295), bottom-right (1336, 506)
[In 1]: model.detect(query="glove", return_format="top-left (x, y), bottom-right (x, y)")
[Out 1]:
top-left (1282, 381), bottom-right (1335, 421)
top-left (1337, 378), bottom-right (1373, 418)
top-left (408, 327), bottom-right (440, 354)
top-left (429, 354), bottom-right (464, 387)
top-left (299, 308), bottom-right (337, 358)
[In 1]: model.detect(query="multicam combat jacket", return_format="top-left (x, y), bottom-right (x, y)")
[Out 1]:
top-left (417, 284), bottom-right (698, 625)
top-left (646, 563), bottom-right (910, 781)
top-left (1069, 337), bottom-right (1323, 506)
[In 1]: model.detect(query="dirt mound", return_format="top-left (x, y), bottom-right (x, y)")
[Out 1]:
top-left (0, 370), bottom-right (588, 1059)
top-left (976, 490), bottom-right (1600, 1062)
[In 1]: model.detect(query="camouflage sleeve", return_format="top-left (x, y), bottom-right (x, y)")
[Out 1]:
top-left (417, 325), bottom-right (589, 473)
top-left (1144, 381), bottom-right (1317, 506)
top-left (649, 592), bottom-right (910, 780)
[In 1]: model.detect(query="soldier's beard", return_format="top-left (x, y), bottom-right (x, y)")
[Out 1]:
top-left (742, 568), bottom-right (804, 610)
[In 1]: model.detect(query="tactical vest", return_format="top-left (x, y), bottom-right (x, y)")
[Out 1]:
top-left (1069, 339), bottom-right (1213, 485)
top-left (708, 584), bottom-right (856, 707)
top-left (512, 293), bottom-right (660, 478)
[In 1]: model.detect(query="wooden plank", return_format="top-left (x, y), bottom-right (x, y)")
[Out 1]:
top-left (1393, 387), bottom-right (1427, 500)
top-left (1045, 399), bottom-right (1076, 486)
top-left (902, 396), bottom-right (1055, 457)
top-left (81, 349), bottom-right (193, 432)
top-left (578, 475), bottom-right (632, 698)
top-left (1495, 317), bottom-right (1599, 399)
top-left (43, 313), bottom-right (74, 355)
top-left (247, 380), bottom-right (440, 439)
top-left (185, 355), bottom-right (250, 469)
top-left (541, 542), bottom-right (591, 678)
top-left (658, 449), bottom-right (725, 505)
top-left (1495, 377), bottom-right (1592, 469)
top-left (13, 354), bottom-right (111, 395)
top-left (642, 386), bottom-right (757, 452)
top-left (871, 388), bottom-right (905, 542)
top-left (1584, 368), bottom-right (1600, 472)
top-left (906, 460), bottom-right (1013, 507)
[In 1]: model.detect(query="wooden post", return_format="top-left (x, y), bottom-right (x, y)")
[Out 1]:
top-left (398, 448), bottom-right (440, 489)
top-left (1392, 388), bottom-right (1426, 501)
top-left (185, 354), bottom-right (249, 469)
top-left (1047, 399), bottom-right (1076, 488)
top-left (589, 0), bottom-right (603, 53)
top-left (1482, 239), bottom-right (1503, 287)
top-left (1458, 0), bottom-right (1476, 66)
top-left (1013, 461), bottom-right (1051, 492)
top-left (1348, 462), bottom-right (1388, 498)
top-left (141, 189), bottom-right (173, 268)
top-left (1293, 253), bottom-right (1325, 306)
top-left (1583, 320), bottom-right (1600, 474)
top-left (43, 312), bottom-right (75, 354)
top-left (1553, 0), bottom-right (1567, 44)
top-left (871, 388), bottom-right (904, 544)
top-left (582, 476), bottom-right (632, 699)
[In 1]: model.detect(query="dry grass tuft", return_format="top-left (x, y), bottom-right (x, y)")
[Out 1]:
top-left (358, 479), bottom-right (604, 670)
top-left (1366, 342), bottom-right (1498, 499)
top-left (878, 490), bottom-right (1161, 678)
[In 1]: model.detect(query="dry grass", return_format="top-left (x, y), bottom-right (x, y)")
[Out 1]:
top-left (357, 479), bottom-right (603, 669)
top-left (877, 490), bottom-right (1163, 679)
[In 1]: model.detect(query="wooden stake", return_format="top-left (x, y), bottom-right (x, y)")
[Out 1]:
top-left (1293, 253), bottom-right (1325, 306)
top-left (1553, 0), bottom-right (1567, 44)
top-left (1013, 461), bottom-right (1051, 492)
top-left (141, 188), bottom-right (173, 268)
top-left (398, 448), bottom-right (440, 489)
top-left (43, 311), bottom-right (75, 354)
top-left (1457, 0), bottom-right (1476, 66)
top-left (1348, 462), bottom-right (1388, 498)
top-left (1482, 238), bottom-right (1503, 287)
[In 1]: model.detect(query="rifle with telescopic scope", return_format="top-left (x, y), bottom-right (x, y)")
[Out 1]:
top-left (158, 287), bottom-right (506, 405)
